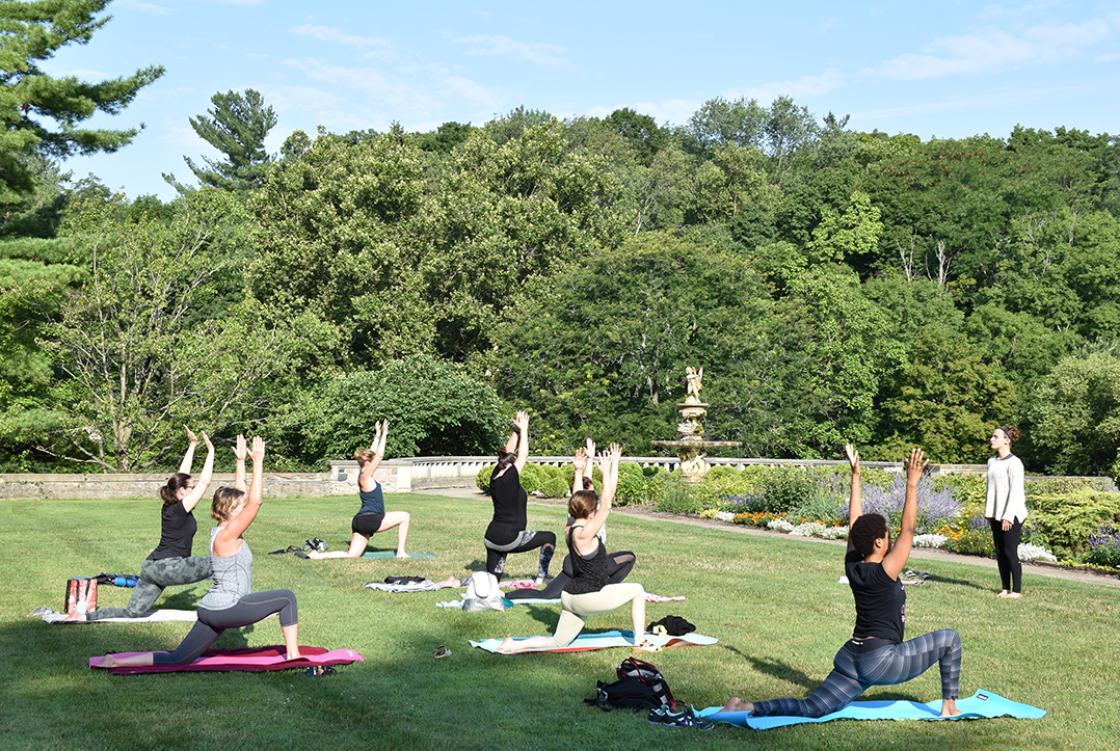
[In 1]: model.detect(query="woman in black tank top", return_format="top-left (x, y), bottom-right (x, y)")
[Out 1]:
top-left (720, 446), bottom-right (963, 719)
top-left (496, 444), bottom-right (653, 654)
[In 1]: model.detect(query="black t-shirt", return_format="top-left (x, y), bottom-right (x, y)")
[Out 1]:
top-left (147, 501), bottom-right (198, 561)
top-left (845, 549), bottom-right (906, 643)
top-left (563, 526), bottom-right (609, 595)
top-left (486, 466), bottom-right (527, 544)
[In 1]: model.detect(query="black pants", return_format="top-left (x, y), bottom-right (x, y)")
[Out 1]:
top-left (505, 551), bottom-right (636, 600)
top-left (154, 589), bottom-right (298, 664)
top-left (988, 518), bottom-right (1023, 593)
top-left (483, 530), bottom-right (556, 580)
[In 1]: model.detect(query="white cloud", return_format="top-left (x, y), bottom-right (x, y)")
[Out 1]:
top-left (453, 34), bottom-right (569, 67)
top-left (871, 19), bottom-right (1112, 81)
top-left (282, 57), bottom-right (442, 118)
top-left (440, 75), bottom-right (499, 107)
top-left (292, 24), bottom-right (395, 57)
top-left (120, 0), bottom-right (173, 15)
top-left (729, 68), bottom-right (846, 103)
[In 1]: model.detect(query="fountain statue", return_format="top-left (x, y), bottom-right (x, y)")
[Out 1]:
top-left (651, 367), bottom-right (741, 482)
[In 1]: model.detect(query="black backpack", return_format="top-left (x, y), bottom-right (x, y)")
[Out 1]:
top-left (585, 657), bottom-right (676, 711)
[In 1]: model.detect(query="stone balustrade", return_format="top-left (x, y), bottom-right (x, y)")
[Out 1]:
top-left (2, 456), bottom-right (1111, 500)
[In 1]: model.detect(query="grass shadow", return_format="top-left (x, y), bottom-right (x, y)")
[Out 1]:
top-left (157, 587), bottom-right (204, 610)
top-left (723, 645), bottom-right (819, 692)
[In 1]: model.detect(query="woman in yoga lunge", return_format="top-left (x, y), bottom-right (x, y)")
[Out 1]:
top-left (986, 426), bottom-right (1028, 598)
top-left (306, 421), bottom-right (411, 559)
top-left (99, 436), bottom-right (302, 667)
top-left (506, 440), bottom-right (636, 601)
top-left (484, 411), bottom-right (555, 583)
top-left (497, 444), bottom-right (653, 653)
top-left (72, 427), bottom-right (215, 621)
top-left (721, 445), bottom-right (962, 718)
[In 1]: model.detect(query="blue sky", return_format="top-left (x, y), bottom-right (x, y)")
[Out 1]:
top-left (45, 0), bottom-right (1120, 200)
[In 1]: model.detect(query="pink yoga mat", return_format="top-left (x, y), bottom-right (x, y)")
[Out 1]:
top-left (89, 645), bottom-right (363, 675)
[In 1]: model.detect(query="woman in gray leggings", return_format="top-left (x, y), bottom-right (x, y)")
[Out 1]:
top-left (99, 437), bottom-right (301, 667)
top-left (74, 428), bottom-right (215, 621)
top-left (721, 446), bottom-right (962, 718)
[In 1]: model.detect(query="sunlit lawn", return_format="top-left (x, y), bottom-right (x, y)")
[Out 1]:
top-left (0, 493), bottom-right (1116, 750)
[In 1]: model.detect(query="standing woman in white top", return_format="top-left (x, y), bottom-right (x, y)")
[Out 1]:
top-left (986, 426), bottom-right (1028, 598)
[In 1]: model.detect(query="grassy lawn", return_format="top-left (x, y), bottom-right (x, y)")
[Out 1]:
top-left (1, 493), bottom-right (1117, 751)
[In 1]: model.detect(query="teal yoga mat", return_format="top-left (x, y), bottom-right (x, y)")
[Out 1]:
top-left (360, 551), bottom-right (436, 559)
top-left (697, 690), bottom-right (1046, 730)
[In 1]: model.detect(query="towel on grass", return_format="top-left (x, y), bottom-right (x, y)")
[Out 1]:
top-left (697, 690), bottom-right (1046, 729)
top-left (365, 579), bottom-right (460, 593)
top-left (89, 645), bottom-right (363, 675)
top-left (503, 592), bottom-right (685, 606)
top-left (470, 629), bottom-right (717, 654)
top-left (361, 551), bottom-right (436, 559)
top-left (38, 609), bottom-right (197, 624)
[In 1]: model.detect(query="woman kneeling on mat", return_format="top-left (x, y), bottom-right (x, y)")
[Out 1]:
top-left (484, 411), bottom-right (555, 583)
top-left (73, 427), bottom-right (215, 622)
top-left (721, 445), bottom-right (962, 718)
top-left (497, 444), bottom-right (653, 653)
top-left (306, 420), bottom-right (411, 559)
top-left (99, 436), bottom-right (302, 667)
top-left (506, 439), bottom-right (636, 601)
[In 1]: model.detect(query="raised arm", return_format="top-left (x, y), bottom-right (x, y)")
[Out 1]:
top-left (178, 426), bottom-right (199, 474)
top-left (571, 447), bottom-right (588, 496)
top-left (882, 448), bottom-right (926, 580)
top-left (232, 434), bottom-right (247, 492)
top-left (513, 411), bottom-right (529, 473)
top-left (578, 443), bottom-right (620, 542)
top-left (218, 437), bottom-right (265, 544)
top-left (180, 433), bottom-right (214, 514)
top-left (360, 421), bottom-right (387, 490)
top-left (845, 443), bottom-right (862, 529)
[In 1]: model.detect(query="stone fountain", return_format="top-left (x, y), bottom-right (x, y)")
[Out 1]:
top-left (651, 367), bottom-right (741, 482)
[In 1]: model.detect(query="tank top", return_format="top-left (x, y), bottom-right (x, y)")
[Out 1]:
top-left (563, 525), bottom-right (609, 595)
top-left (357, 481), bottom-right (384, 515)
top-left (199, 526), bottom-right (253, 610)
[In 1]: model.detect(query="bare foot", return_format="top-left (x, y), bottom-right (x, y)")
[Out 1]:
top-left (396, 552), bottom-right (409, 559)
top-left (285, 651), bottom-right (303, 661)
top-left (1005, 592), bottom-right (1022, 599)
top-left (495, 637), bottom-right (516, 655)
top-left (62, 611), bottom-right (88, 622)
top-left (633, 639), bottom-right (660, 653)
top-left (720, 697), bottom-right (752, 714)
top-left (940, 698), bottom-right (960, 717)
top-left (997, 590), bottom-right (1010, 598)
top-left (97, 654), bottom-right (118, 668)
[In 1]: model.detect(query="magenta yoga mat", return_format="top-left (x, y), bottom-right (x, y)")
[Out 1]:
top-left (89, 645), bottom-right (363, 675)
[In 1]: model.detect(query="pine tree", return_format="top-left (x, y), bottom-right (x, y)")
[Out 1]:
top-left (0, 0), bottom-right (163, 206)
top-left (183, 88), bottom-right (277, 191)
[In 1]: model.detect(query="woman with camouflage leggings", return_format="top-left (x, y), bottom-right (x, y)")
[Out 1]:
top-left (70, 428), bottom-right (216, 621)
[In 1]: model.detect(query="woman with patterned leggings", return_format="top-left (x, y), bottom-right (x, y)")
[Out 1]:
top-left (98, 436), bottom-right (302, 667)
top-left (721, 445), bottom-right (962, 718)
top-left (72, 427), bottom-right (215, 621)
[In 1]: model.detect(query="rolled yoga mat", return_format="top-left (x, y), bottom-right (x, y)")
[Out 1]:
top-left (470, 629), bottom-right (718, 654)
top-left (89, 645), bottom-right (363, 675)
top-left (696, 690), bottom-right (1046, 730)
top-left (361, 551), bottom-right (436, 559)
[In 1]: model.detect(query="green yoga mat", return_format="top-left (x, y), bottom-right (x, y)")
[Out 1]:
top-left (361, 551), bottom-right (436, 559)
top-left (697, 690), bottom-right (1046, 729)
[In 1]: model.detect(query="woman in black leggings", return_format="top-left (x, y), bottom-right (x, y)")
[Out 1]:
top-left (721, 445), bottom-right (962, 719)
top-left (986, 426), bottom-right (1028, 598)
top-left (507, 440), bottom-right (635, 600)
top-left (98, 436), bottom-right (301, 667)
top-left (484, 411), bottom-right (555, 583)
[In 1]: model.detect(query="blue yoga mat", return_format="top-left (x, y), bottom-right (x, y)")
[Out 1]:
top-left (697, 690), bottom-right (1046, 730)
top-left (361, 551), bottom-right (436, 559)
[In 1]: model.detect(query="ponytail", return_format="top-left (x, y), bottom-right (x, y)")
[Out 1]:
top-left (160, 473), bottom-right (192, 505)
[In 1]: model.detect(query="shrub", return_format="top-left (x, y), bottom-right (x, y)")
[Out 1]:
top-left (788, 493), bottom-right (845, 525)
top-left (790, 522), bottom-right (826, 537)
top-left (1086, 526), bottom-right (1120, 569)
top-left (519, 463), bottom-right (546, 494)
top-left (476, 464), bottom-right (495, 493)
top-left (1030, 489), bottom-right (1120, 559)
top-left (913, 534), bottom-right (947, 549)
top-left (767, 518), bottom-right (794, 532)
top-left (650, 472), bottom-right (703, 514)
top-left (932, 474), bottom-right (985, 509)
top-left (818, 526), bottom-right (849, 540)
top-left (1017, 543), bottom-right (1057, 563)
top-left (859, 476), bottom-right (962, 533)
top-left (944, 515), bottom-right (994, 557)
top-left (615, 462), bottom-right (649, 506)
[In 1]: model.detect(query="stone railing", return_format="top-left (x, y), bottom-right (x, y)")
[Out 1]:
top-left (4, 456), bottom-right (1112, 500)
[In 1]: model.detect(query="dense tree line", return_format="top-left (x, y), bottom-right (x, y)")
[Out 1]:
top-left (2, 6), bottom-right (1118, 476)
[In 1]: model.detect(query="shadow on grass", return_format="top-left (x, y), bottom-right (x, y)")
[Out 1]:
top-left (156, 587), bottom-right (204, 610)
top-left (722, 645), bottom-right (819, 691)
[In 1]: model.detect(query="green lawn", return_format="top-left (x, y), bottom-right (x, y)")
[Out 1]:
top-left (1, 493), bottom-right (1117, 751)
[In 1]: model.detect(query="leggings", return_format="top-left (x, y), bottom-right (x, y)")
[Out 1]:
top-left (505, 551), bottom-right (636, 600)
top-left (153, 589), bottom-right (298, 665)
top-left (552, 582), bottom-right (647, 647)
top-left (752, 629), bottom-right (962, 718)
top-left (484, 530), bottom-right (556, 580)
top-left (988, 518), bottom-right (1023, 593)
top-left (87, 555), bottom-right (212, 620)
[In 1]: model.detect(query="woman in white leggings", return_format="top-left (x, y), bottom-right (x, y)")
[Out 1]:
top-left (497, 443), bottom-right (653, 653)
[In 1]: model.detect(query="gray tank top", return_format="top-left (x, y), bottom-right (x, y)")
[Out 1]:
top-left (199, 526), bottom-right (252, 610)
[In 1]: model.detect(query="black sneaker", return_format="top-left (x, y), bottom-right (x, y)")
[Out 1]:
top-left (648, 705), bottom-right (715, 730)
